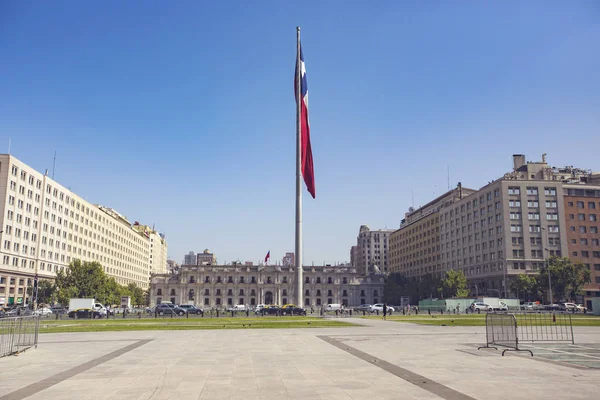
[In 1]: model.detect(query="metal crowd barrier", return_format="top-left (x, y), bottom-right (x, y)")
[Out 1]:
top-left (479, 311), bottom-right (574, 356)
top-left (0, 316), bottom-right (40, 358)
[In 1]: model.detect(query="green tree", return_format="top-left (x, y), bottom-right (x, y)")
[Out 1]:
top-left (539, 257), bottom-right (591, 301)
top-left (26, 279), bottom-right (57, 305)
top-left (509, 274), bottom-right (540, 301)
top-left (55, 260), bottom-right (109, 305)
top-left (440, 270), bottom-right (469, 298)
top-left (126, 283), bottom-right (145, 306)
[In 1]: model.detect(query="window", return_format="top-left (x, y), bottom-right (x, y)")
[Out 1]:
top-left (527, 201), bottom-right (539, 208)
top-left (528, 213), bottom-right (540, 220)
top-left (526, 187), bottom-right (538, 195)
top-left (316, 277), bottom-right (321, 284)
top-left (544, 188), bottom-right (556, 196)
top-left (509, 200), bottom-right (521, 207)
top-left (508, 187), bottom-right (520, 195)
top-left (580, 226), bottom-right (587, 234)
top-left (578, 213), bottom-right (586, 221)
top-left (549, 225), bottom-right (559, 233)
top-left (591, 227), bottom-right (598, 234)
top-left (582, 251), bottom-right (590, 258)
top-left (589, 202), bottom-right (596, 209)
top-left (529, 225), bottom-right (541, 233)
top-left (590, 214), bottom-right (597, 222)
top-left (592, 239), bottom-right (599, 246)
top-left (546, 213), bottom-right (558, 220)
top-left (529, 237), bottom-right (541, 245)
top-left (510, 225), bottom-right (521, 232)
top-left (577, 201), bottom-right (584, 209)
top-left (581, 238), bottom-right (589, 245)
top-left (305, 277), bottom-right (309, 284)
top-left (545, 201), bottom-right (557, 208)
top-left (510, 212), bottom-right (521, 220)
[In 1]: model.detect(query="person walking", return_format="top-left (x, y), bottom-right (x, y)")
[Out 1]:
top-left (382, 303), bottom-right (387, 320)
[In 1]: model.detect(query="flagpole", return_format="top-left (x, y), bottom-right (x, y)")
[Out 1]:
top-left (295, 26), bottom-right (303, 307)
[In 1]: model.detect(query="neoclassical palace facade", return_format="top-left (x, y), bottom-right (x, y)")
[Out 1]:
top-left (150, 264), bottom-right (385, 308)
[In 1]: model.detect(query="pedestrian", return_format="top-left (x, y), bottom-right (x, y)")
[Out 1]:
top-left (456, 304), bottom-right (460, 315)
top-left (407, 303), bottom-right (411, 315)
top-left (382, 303), bottom-right (387, 320)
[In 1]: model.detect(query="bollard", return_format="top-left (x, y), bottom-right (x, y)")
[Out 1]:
top-left (138, 312), bottom-right (141, 319)
top-left (362, 310), bottom-right (365, 316)
top-left (56, 312), bottom-right (59, 320)
top-left (376, 310), bottom-right (379, 316)
top-left (415, 308), bottom-right (418, 315)
top-left (441, 309), bottom-right (444, 315)
top-left (428, 309), bottom-right (431, 315)
top-left (231, 311), bottom-right (234, 318)
top-left (123, 310), bottom-right (126, 319)
top-left (350, 310), bottom-right (352, 316)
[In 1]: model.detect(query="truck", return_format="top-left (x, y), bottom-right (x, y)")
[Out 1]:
top-left (68, 298), bottom-right (107, 319)
top-left (477, 297), bottom-right (508, 311)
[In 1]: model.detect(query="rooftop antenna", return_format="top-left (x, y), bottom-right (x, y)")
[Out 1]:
top-left (52, 151), bottom-right (56, 180)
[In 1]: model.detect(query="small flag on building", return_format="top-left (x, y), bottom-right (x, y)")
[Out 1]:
top-left (264, 251), bottom-right (271, 264)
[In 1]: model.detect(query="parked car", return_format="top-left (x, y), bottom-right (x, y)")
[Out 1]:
top-left (575, 304), bottom-right (587, 312)
top-left (561, 303), bottom-right (577, 312)
top-left (51, 306), bottom-right (68, 315)
top-left (155, 303), bottom-right (186, 316)
top-left (281, 306), bottom-right (306, 316)
top-left (369, 304), bottom-right (395, 313)
top-left (521, 302), bottom-right (536, 310)
top-left (226, 304), bottom-right (247, 312)
top-left (325, 304), bottom-right (342, 312)
top-left (254, 304), bottom-right (266, 314)
top-left (354, 304), bottom-right (372, 313)
top-left (33, 307), bottom-right (53, 316)
top-left (470, 302), bottom-right (492, 312)
top-left (178, 305), bottom-right (204, 315)
top-left (262, 305), bottom-right (280, 315)
top-left (544, 304), bottom-right (562, 311)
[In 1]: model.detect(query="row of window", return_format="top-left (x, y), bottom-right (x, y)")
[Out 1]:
top-left (508, 187), bottom-right (557, 196)
top-left (510, 225), bottom-right (560, 233)
top-left (156, 297), bottom-right (372, 307)
top-left (567, 201), bottom-right (598, 209)
top-left (189, 275), bottom-right (347, 284)
top-left (572, 251), bottom-right (600, 258)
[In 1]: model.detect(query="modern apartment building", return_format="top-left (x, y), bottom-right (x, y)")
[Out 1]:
top-left (354, 225), bottom-right (394, 275)
top-left (389, 185), bottom-right (476, 278)
top-left (390, 154), bottom-right (600, 302)
top-left (563, 183), bottom-right (600, 309)
top-left (132, 223), bottom-right (168, 275)
top-left (196, 249), bottom-right (216, 265)
top-left (184, 251), bottom-right (196, 265)
top-left (0, 154), bottom-right (165, 306)
top-left (282, 252), bottom-right (295, 267)
top-left (150, 264), bottom-right (385, 308)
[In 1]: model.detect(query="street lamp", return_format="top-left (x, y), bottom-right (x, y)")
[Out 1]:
top-left (499, 256), bottom-right (508, 299)
top-left (541, 227), bottom-right (553, 305)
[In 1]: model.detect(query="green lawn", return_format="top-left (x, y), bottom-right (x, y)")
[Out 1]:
top-left (38, 316), bottom-right (359, 333)
top-left (361, 314), bottom-right (600, 327)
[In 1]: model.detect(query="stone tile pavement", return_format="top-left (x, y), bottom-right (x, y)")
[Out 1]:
top-left (0, 318), bottom-right (598, 400)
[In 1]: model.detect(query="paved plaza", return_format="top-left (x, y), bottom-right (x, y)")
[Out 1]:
top-left (0, 318), bottom-right (598, 400)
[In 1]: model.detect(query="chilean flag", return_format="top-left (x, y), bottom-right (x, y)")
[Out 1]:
top-left (295, 44), bottom-right (316, 198)
top-left (264, 251), bottom-right (270, 264)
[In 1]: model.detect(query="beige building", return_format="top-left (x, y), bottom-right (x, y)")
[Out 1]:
top-left (390, 154), bottom-right (589, 299)
top-left (0, 154), bottom-right (165, 306)
top-left (389, 185), bottom-right (476, 278)
top-left (354, 225), bottom-right (394, 275)
top-left (150, 264), bottom-right (385, 308)
top-left (132, 224), bottom-right (168, 274)
top-left (196, 249), bottom-right (216, 265)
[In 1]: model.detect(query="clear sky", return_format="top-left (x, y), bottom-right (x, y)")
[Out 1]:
top-left (1, 1), bottom-right (599, 265)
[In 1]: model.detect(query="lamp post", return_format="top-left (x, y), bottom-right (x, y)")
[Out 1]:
top-left (541, 227), bottom-right (553, 305)
top-left (499, 256), bottom-right (508, 299)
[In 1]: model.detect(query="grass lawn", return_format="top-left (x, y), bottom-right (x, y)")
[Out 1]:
top-left (361, 314), bottom-right (600, 327)
top-left (38, 316), bottom-right (359, 333)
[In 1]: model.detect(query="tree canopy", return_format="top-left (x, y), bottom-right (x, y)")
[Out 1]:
top-left (53, 260), bottom-right (148, 306)
top-left (538, 257), bottom-right (591, 301)
top-left (440, 270), bottom-right (469, 298)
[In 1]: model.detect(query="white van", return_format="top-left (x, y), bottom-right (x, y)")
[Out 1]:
top-left (325, 304), bottom-right (342, 312)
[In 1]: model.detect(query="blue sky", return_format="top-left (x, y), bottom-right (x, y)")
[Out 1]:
top-left (1, 1), bottom-right (599, 265)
